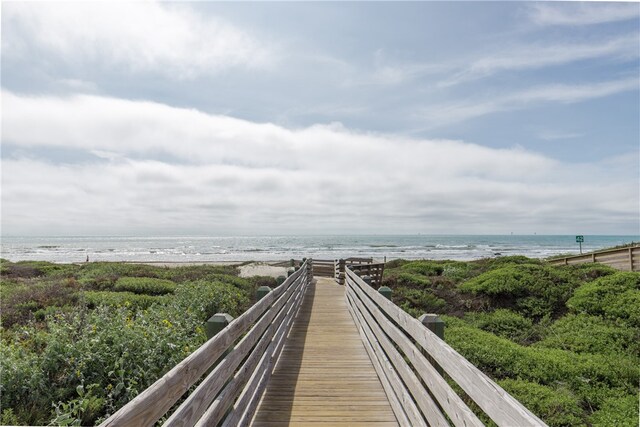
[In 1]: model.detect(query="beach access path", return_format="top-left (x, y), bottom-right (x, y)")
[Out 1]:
top-left (250, 277), bottom-right (398, 426)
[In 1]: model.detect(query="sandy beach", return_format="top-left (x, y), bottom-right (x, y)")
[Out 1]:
top-left (131, 260), bottom-right (292, 279)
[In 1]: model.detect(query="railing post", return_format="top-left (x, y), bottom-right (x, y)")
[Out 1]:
top-left (419, 313), bottom-right (445, 375)
top-left (378, 286), bottom-right (392, 300)
top-left (205, 313), bottom-right (234, 340)
top-left (419, 314), bottom-right (445, 340)
top-left (338, 259), bottom-right (346, 285)
top-left (307, 258), bottom-right (313, 284)
top-left (257, 286), bottom-right (272, 301)
top-left (629, 247), bottom-right (634, 271)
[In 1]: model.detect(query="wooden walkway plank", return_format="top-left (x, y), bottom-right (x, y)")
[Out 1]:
top-left (251, 278), bottom-right (399, 426)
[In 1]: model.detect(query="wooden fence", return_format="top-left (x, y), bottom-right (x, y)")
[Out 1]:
top-left (312, 258), bottom-right (335, 277)
top-left (100, 260), bottom-right (311, 427)
top-left (548, 245), bottom-right (639, 271)
top-left (345, 267), bottom-right (547, 427)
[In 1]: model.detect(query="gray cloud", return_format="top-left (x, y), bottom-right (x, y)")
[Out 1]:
top-left (2, 92), bottom-right (637, 235)
top-left (528, 3), bottom-right (640, 26)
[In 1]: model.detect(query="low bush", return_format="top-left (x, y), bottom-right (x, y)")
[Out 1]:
top-left (1, 278), bottom-right (250, 426)
top-left (114, 277), bottom-right (176, 296)
top-left (0, 260), bottom-right (77, 279)
top-left (535, 313), bottom-right (640, 356)
top-left (567, 272), bottom-right (640, 326)
top-left (0, 279), bottom-right (80, 327)
top-left (497, 379), bottom-right (585, 426)
top-left (442, 317), bottom-right (638, 411)
top-left (82, 291), bottom-right (169, 310)
top-left (161, 264), bottom-right (239, 282)
top-left (397, 289), bottom-right (446, 317)
top-left (400, 260), bottom-right (444, 276)
top-left (464, 309), bottom-right (534, 344)
top-left (458, 264), bottom-right (578, 318)
top-left (589, 394), bottom-right (639, 427)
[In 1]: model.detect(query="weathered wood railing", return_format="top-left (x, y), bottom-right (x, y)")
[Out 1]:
top-left (100, 260), bottom-right (312, 427)
top-left (345, 267), bottom-right (547, 427)
top-left (312, 258), bottom-right (335, 277)
top-left (349, 261), bottom-right (385, 286)
top-left (548, 245), bottom-right (639, 271)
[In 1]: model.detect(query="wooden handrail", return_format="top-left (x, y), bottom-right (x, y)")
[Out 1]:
top-left (548, 245), bottom-right (639, 271)
top-left (345, 267), bottom-right (547, 427)
top-left (100, 260), bottom-right (311, 427)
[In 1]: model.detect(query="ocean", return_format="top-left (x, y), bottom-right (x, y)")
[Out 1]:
top-left (0, 235), bottom-right (636, 263)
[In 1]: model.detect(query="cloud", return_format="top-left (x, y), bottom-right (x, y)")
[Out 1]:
top-left (421, 77), bottom-right (639, 127)
top-left (2, 2), bottom-right (274, 79)
top-left (439, 35), bottom-right (639, 87)
top-left (528, 3), bottom-right (640, 26)
top-left (537, 131), bottom-right (584, 141)
top-left (2, 91), bottom-right (637, 235)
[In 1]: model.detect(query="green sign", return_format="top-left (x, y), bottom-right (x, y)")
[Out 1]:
top-left (576, 235), bottom-right (584, 243)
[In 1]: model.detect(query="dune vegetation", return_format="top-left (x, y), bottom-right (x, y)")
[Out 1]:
top-left (383, 257), bottom-right (639, 426)
top-left (0, 260), bottom-right (275, 426)
top-left (1, 257), bottom-right (638, 426)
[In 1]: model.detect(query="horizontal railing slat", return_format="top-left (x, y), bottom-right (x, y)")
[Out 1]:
top-left (223, 275), bottom-right (305, 427)
top-left (347, 287), bottom-right (446, 426)
top-left (100, 264), bottom-right (307, 427)
top-left (346, 291), bottom-right (425, 427)
top-left (348, 277), bottom-right (483, 427)
top-left (346, 268), bottom-right (547, 427)
top-left (347, 299), bottom-right (412, 427)
top-left (163, 268), bottom-right (306, 426)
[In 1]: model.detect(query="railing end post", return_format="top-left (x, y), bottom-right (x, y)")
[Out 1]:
top-left (257, 286), bottom-right (272, 301)
top-left (378, 286), bottom-right (392, 300)
top-left (307, 258), bottom-right (313, 283)
top-left (419, 313), bottom-right (445, 340)
top-left (338, 259), bottom-right (346, 285)
top-left (205, 313), bottom-right (234, 340)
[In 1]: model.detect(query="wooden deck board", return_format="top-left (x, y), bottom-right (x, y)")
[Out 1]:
top-left (251, 278), bottom-right (398, 426)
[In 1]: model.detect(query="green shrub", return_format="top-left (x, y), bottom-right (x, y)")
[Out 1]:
top-left (114, 277), bottom-right (176, 295)
top-left (464, 309), bottom-right (534, 344)
top-left (398, 289), bottom-right (446, 317)
top-left (77, 262), bottom-right (164, 290)
top-left (1, 260), bottom-right (76, 279)
top-left (385, 259), bottom-right (409, 269)
top-left (589, 394), bottom-right (639, 427)
top-left (498, 379), bottom-right (585, 426)
top-left (400, 261), bottom-right (445, 276)
top-left (0, 279), bottom-right (80, 327)
top-left (441, 261), bottom-right (474, 282)
top-left (557, 263), bottom-right (617, 282)
top-left (459, 264), bottom-right (578, 318)
top-left (83, 291), bottom-right (169, 310)
top-left (443, 318), bottom-right (639, 409)
top-left (535, 314), bottom-right (640, 356)
top-left (161, 264), bottom-right (239, 282)
top-left (1, 277), bottom-right (250, 425)
top-left (567, 272), bottom-right (640, 326)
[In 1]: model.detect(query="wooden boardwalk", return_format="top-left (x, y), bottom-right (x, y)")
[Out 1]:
top-left (251, 277), bottom-right (399, 427)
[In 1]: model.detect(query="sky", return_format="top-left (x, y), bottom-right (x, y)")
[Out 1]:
top-left (1, 1), bottom-right (639, 236)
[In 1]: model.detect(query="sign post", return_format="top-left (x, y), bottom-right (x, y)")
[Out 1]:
top-left (576, 235), bottom-right (584, 254)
